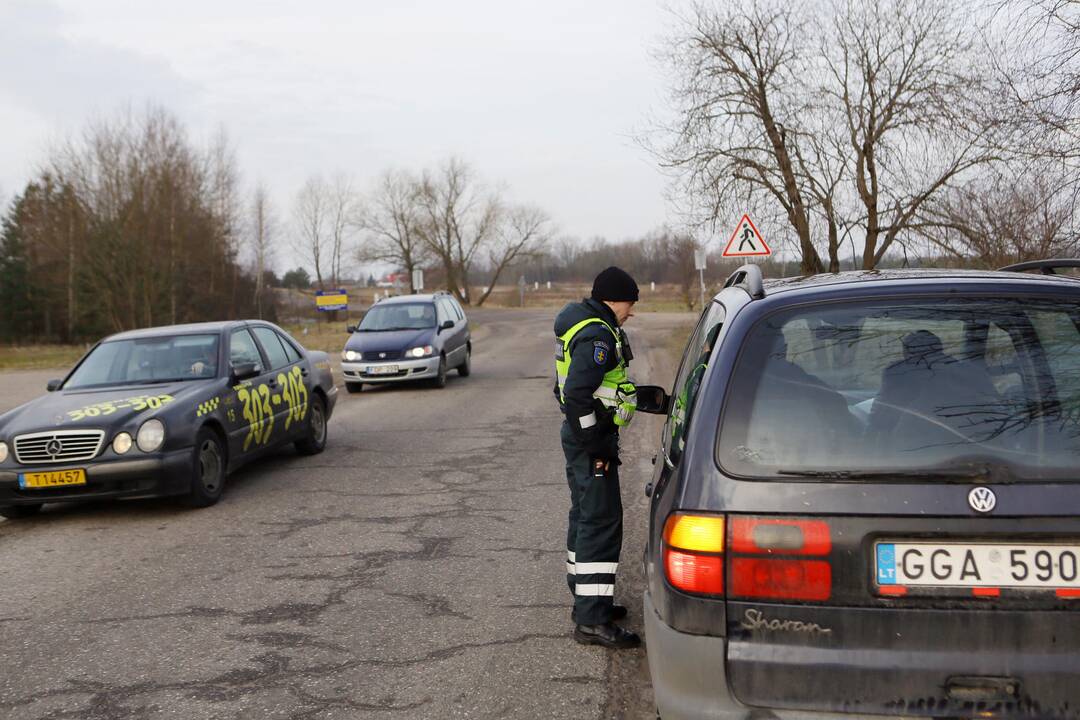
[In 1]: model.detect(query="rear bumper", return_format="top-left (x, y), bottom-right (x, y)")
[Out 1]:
top-left (646, 590), bottom-right (745, 720)
top-left (341, 357), bottom-right (439, 383)
top-left (646, 592), bottom-right (929, 720)
top-left (0, 449), bottom-right (192, 506)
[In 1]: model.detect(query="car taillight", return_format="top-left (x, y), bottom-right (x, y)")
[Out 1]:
top-left (729, 516), bottom-right (833, 601)
top-left (663, 513), bottom-right (725, 596)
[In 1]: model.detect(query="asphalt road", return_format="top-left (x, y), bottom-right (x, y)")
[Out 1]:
top-left (0, 308), bottom-right (692, 720)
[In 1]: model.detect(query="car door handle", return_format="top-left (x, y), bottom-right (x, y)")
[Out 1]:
top-left (300, 367), bottom-right (309, 377)
top-left (267, 379), bottom-right (279, 388)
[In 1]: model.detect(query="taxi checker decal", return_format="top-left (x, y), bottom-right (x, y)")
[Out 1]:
top-left (67, 394), bottom-right (175, 422)
top-left (235, 366), bottom-right (309, 451)
top-left (196, 397), bottom-right (221, 418)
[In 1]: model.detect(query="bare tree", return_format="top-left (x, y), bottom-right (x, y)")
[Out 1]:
top-left (293, 176), bottom-right (329, 289)
top-left (916, 164), bottom-right (1080, 266)
top-left (357, 169), bottom-right (428, 292)
top-left (791, 116), bottom-right (850, 272)
top-left (996, 1), bottom-right (1080, 150)
top-left (825, 0), bottom-right (1001, 269)
top-left (328, 173), bottom-right (358, 288)
top-left (658, 1), bottom-right (826, 273)
top-left (416, 158), bottom-right (499, 304)
top-left (250, 182), bottom-right (276, 318)
top-left (476, 205), bottom-right (552, 305)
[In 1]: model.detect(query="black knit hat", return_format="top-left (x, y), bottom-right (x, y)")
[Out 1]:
top-left (591, 266), bottom-right (639, 302)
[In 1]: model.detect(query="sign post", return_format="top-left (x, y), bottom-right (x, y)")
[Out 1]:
top-left (412, 269), bottom-right (424, 293)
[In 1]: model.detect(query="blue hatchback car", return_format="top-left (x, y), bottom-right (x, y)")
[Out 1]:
top-left (340, 292), bottom-right (471, 393)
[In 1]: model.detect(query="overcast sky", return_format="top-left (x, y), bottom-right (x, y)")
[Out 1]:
top-left (0, 0), bottom-right (680, 268)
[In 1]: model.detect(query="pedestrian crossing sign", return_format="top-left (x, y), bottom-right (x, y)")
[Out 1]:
top-left (722, 214), bottom-right (771, 257)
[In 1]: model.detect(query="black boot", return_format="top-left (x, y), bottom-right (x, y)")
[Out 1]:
top-left (574, 622), bottom-right (641, 649)
top-left (572, 604), bottom-right (627, 624)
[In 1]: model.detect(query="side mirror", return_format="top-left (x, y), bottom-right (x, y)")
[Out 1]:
top-left (231, 361), bottom-right (260, 382)
top-left (439, 320), bottom-right (454, 332)
top-left (634, 385), bottom-right (671, 415)
top-left (46, 379), bottom-right (62, 392)
top-left (346, 325), bottom-right (357, 334)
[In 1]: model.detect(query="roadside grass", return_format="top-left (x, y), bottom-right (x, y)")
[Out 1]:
top-left (281, 322), bottom-right (352, 356)
top-left (0, 345), bottom-right (89, 371)
top-left (663, 320), bottom-right (696, 366)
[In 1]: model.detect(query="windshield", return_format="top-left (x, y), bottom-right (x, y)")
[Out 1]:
top-left (358, 303), bottom-right (436, 331)
top-left (65, 334), bottom-right (221, 389)
top-left (716, 297), bottom-right (1080, 482)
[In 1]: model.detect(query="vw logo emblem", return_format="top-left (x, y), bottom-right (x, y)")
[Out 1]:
top-left (45, 439), bottom-right (63, 457)
top-left (968, 486), bottom-right (996, 514)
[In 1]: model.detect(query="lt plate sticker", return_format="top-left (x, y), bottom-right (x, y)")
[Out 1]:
top-left (876, 543), bottom-right (897, 585)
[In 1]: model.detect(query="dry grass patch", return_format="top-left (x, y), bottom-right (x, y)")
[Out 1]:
top-left (0, 345), bottom-right (89, 371)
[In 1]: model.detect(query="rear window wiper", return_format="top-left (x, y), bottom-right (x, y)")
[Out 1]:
top-left (776, 467), bottom-right (993, 481)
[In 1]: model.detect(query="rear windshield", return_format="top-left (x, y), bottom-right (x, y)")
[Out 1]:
top-left (717, 297), bottom-right (1080, 482)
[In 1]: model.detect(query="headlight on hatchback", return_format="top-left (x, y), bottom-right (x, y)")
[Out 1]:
top-left (343, 349), bottom-right (361, 362)
top-left (136, 419), bottom-right (165, 452)
top-left (112, 432), bottom-right (133, 455)
top-left (407, 346), bottom-right (434, 358)
top-left (0, 441), bottom-right (7, 463)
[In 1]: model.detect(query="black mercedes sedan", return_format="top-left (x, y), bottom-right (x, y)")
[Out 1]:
top-left (0, 320), bottom-right (337, 518)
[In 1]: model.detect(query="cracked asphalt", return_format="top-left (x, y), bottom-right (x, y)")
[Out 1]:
top-left (0, 308), bottom-right (691, 720)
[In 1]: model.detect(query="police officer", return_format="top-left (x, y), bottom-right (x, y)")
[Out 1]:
top-left (554, 266), bottom-right (641, 649)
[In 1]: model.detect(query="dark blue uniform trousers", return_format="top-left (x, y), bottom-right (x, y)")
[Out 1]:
top-left (561, 420), bottom-right (622, 625)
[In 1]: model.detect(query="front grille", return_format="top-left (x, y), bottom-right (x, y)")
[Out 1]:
top-left (367, 350), bottom-right (403, 361)
top-left (14, 430), bottom-right (106, 465)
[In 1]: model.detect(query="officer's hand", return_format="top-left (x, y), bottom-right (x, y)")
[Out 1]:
top-left (586, 432), bottom-right (620, 462)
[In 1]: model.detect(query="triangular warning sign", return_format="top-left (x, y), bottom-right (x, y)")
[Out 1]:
top-left (722, 214), bottom-right (771, 257)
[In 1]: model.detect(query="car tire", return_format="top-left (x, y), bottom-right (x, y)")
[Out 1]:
top-left (433, 355), bottom-right (448, 388)
top-left (457, 347), bottom-right (471, 377)
top-left (186, 427), bottom-right (226, 508)
top-left (346, 381), bottom-right (363, 394)
top-left (0, 504), bottom-right (43, 519)
top-left (295, 393), bottom-right (328, 455)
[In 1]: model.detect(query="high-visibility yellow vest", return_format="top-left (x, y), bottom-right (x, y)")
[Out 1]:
top-left (555, 317), bottom-right (636, 427)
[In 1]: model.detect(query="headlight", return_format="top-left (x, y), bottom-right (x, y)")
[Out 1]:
top-left (407, 346), bottom-right (434, 358)
top-left (343, 349), bottom-right (361, 362)
top-left (0, 441), bottom-right (7, 463)
top-left (112, 432), bottom-right (133, 455)
top-left (136, 419), bottom-right (166, 452)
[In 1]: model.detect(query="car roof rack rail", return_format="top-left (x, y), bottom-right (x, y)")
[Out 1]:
top-left (723, 264), bottom-right (766, 300)
top-left (998, 258), bottom-right (1080, 276)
